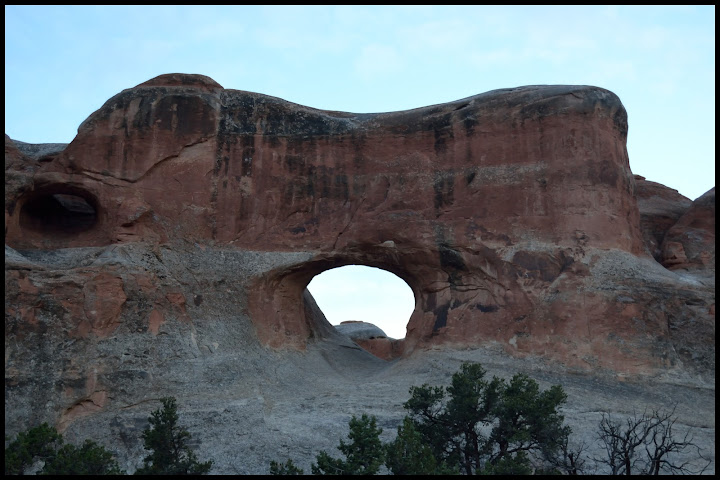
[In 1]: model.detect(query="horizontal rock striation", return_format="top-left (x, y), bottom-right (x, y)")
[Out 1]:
top-left (4, 74), bottom-right (714, 473)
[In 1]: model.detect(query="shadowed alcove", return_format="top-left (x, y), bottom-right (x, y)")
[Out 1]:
top-left (19, 185), bottom-right (99, 237)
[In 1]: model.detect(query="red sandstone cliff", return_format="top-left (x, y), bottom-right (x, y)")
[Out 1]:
top-left (4, 74), bottom-right (715, 474)
top-left (5, 74), bottom-right (714, 377)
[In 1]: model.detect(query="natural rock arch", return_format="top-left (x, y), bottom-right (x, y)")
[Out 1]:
top-left (247, 247), bottom-right (425, 354)
top-left (3, 74), bottom-right (715, 475)
top-left (4, 73), bottom-right (714, 376)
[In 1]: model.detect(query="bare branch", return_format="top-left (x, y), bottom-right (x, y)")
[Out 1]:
top-left (594, 404), bottom-right (711, 475)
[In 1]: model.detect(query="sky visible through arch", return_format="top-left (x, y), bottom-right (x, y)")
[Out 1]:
top-left (5, 6), bottom-right (715, 335)
top-left (307, 266), bottom-right (415, 339)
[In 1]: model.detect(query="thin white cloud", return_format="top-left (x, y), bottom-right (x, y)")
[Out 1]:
top-left (469, 49), bottom-right (514, 68)
top-left (191, 20), bottom-right (246, 42)
top-left (396, 19), bottom-right (477, 52)
top-left (250, 5), bottom-right (363, 55)
top-left (353, 44), bottom-right (405, 81)
top-left (592, 59), bottom-right (638, 84)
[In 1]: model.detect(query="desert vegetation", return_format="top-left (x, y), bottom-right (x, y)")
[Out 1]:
top-left (270, 362), bottom-right (711, 475)
top-left (5, 363), bottom-right (710, 475)
top-left (5, 397), bottom-right (212, 475)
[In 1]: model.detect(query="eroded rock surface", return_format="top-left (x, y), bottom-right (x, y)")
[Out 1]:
top-left (11, 139), bottom-right (68, 160)
top-left (634, 174), bottom-right (693, 261)
top-left (335, 321), bottom-right (402, 360)
top-left (4, 74), bottom-right (714, 473)
top-left (661, 187), bottom-right (715, 272)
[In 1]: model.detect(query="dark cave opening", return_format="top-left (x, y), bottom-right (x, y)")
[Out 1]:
top-left (20, 190), bottom-right (98, 235)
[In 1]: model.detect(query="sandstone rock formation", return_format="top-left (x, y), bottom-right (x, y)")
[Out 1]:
top-left (5, 74), bottom-right (714, 474)
top-left (633, 174), bottom-right (714, 273)
top-left (335, 321), bottom-right (402, 360)
top-left (661, 187), bottom-right (715, 272)
top-left (335, 320), bottom-right (389, 340)
top-left (634, 174), bottom-right (693, 261)
top-left (11, 139), bottom-right (68, 161)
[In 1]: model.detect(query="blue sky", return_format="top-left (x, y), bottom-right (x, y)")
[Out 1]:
top-left (5, 6), bottom-right (715, 338)
top-left (307, 266), bottom-right (415, 339)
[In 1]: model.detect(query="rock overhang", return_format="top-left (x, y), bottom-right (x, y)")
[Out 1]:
top-left (4, 73), bottom-right (714, 377)
top-left (3, 74), bottom-right (715, 475)
top-left (15, 75), bottom-right (638, 249)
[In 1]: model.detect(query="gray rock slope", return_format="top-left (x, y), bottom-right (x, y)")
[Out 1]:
top-left (4, 243), bottom-right (715, 475)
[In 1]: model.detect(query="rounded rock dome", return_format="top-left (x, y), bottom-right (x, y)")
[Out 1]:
top-left (334, 321), bottom-right (389, 340)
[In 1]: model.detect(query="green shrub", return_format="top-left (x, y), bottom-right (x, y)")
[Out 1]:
top-left (134, 397), bottom-right (213, 475)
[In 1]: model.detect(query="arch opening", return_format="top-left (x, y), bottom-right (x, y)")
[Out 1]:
top-left (248, 251), bottom-right (424, 359)
top-left (19, 187), bottom-right (98, 236)
top-left (307, 265), bottom-right (415, 341)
